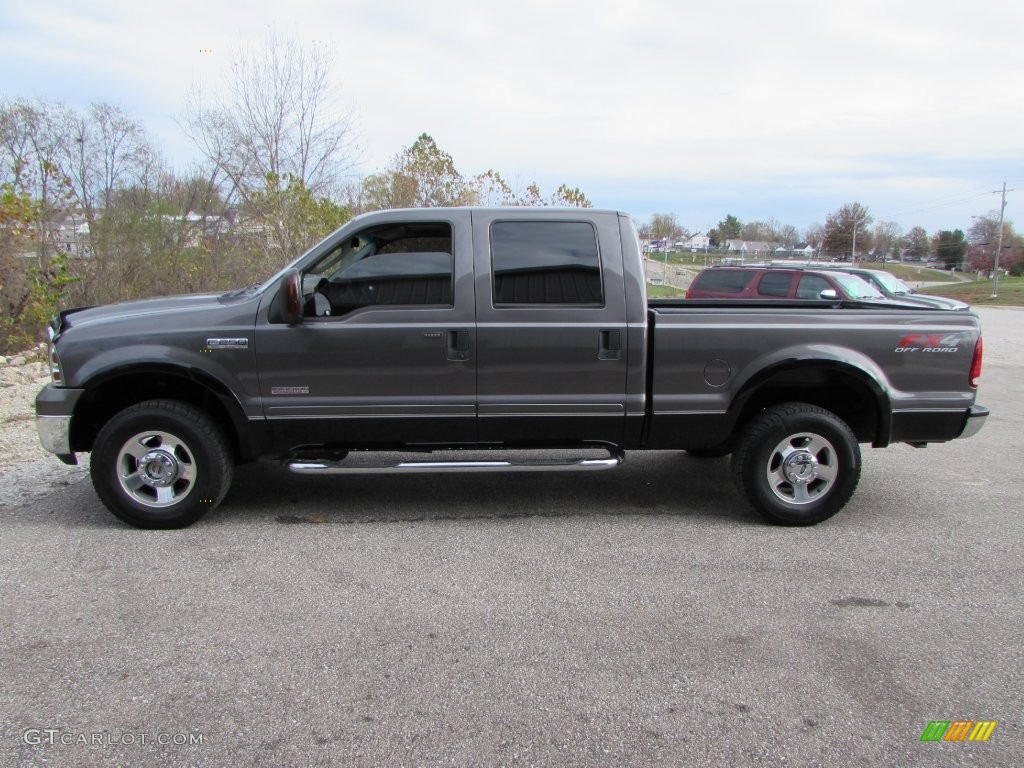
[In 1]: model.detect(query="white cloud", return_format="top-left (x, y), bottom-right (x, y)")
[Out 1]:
top-left (2, 0), bottom-right (1022, 231)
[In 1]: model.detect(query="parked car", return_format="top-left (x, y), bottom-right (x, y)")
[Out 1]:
top-left (684, 266), bottom-right (892, 302)
top-left (812, 266), bottom-right (969, 310)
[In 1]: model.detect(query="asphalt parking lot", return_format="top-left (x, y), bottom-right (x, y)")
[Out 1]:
top-left (1, 308), bottom-right (1020, 767)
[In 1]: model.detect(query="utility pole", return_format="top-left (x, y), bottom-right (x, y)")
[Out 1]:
top-left (850, 216), bottom-right (867, 265)
top-left (992, 182), bottom-right (1008, 298)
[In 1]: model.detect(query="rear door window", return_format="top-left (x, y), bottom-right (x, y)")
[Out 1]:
top-left (490, 221), bottom-right (603, 305)
top-left (755, 272), bottom-right (793, 297)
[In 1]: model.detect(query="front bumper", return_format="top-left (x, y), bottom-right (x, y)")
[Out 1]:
top-left (35, 384), bottom-right (85, 464)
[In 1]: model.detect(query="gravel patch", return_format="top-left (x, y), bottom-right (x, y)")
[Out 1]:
top-left (0, 346), bottom-right (89, 510)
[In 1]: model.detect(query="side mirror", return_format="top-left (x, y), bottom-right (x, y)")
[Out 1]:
top-left (280, 269), bottom-right (304, 325)
top-left (819, 289), bottom-right (838, 300)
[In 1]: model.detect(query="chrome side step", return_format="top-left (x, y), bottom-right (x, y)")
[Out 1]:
top-left (286, 446), bottom-right (624, 475)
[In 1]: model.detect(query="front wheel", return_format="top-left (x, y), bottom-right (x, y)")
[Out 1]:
top-left (731, 403), bottom-right (860, 526)
top-left (90, 400), bottom-right (234, 528)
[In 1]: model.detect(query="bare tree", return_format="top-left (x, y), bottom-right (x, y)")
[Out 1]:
top-left (57, 102), bottom-right (159, 221)
top-left (872, 221), bottom-right (903, 261)
top-left (0, 98), bottom-right (70, 268)
top-left (183, 32), bottom-right (358, 204)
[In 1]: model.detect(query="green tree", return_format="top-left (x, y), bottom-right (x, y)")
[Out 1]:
top-left (903, 226), bottom-right (930, 261)
top-left (0, 172), bottom-right (40, 352)
top-left (709, 214), bottom-right (741, 246)
top-left (933, 229), bottom-right (967, 270)
top-left (246, 173), bottom-right (350, 261)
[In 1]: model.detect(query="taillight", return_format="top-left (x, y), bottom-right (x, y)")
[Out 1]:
top-left (47, 325), bottom-right (64, 385)
top-left (969, 337), bottom-right (983, 388)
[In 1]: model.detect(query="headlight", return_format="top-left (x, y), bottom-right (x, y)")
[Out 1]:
top-left (47, 325), bottom-right (64, 385)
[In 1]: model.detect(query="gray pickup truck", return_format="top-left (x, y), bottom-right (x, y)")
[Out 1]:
top-left (36, 208), bottom-right (988, 528)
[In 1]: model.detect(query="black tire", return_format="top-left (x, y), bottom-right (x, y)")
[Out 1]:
top-left (90, 400), bottom-right (233, 529)
top-left (730, 402), bottom-right (860, 526)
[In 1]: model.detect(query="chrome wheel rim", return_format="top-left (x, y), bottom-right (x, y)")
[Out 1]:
top-left (116, 430), bottom-right (197, 508)
top-left (765, 432), bottom-right (838, 505)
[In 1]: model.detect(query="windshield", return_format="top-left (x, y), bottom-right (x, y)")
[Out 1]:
top-left (871, 271), bottom-right (912, 294)
top-left (834, 273), bottom-right (885, 299)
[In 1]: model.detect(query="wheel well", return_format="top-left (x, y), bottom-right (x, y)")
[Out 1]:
top-left (70, 370), bottom-right (244, 459)
top-left (732, 364), bottom-right (883, 444)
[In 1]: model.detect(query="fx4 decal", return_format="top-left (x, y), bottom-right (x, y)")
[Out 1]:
top-left (894, 333), bottom-right (966, 353)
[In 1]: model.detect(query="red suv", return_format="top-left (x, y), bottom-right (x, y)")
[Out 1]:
top-left (685, 266), bottom-right (886, 301)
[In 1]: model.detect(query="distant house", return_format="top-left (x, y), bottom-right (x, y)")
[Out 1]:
top-left (681, 233), bottom-right (711, 251)
top-left (725, 239), bottom-right (775, 255)
top-left (53, 210), bottom-right (93, 258)
top-left (792, 242), bottom-right (816, 257)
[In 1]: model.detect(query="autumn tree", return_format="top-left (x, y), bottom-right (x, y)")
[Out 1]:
top-left (361, 133), bottom-right (474, 210)
top-left (967, 214), bottom-right (1021, 273)
top-left (360, 135), bottom-right (592, 211)
top-left (821, 202), bottom-right (872, 260)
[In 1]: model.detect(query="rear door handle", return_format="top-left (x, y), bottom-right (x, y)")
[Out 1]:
top-left (447, 329), bottom-right (471, 361)
top-left (599, 329), bottom-right (622, 360)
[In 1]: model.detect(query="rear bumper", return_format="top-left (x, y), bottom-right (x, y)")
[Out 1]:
top-left (958, 404), bottom-right (989, 439)
top-left (888, 403), bottom-right (989, 445)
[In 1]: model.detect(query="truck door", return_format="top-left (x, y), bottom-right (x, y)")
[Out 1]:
top-left (471, 210), bottom-right (629, 445)
top-left (255, 212), bottom-right (477, 448)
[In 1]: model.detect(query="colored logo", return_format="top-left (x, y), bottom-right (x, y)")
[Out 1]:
top-left (920, 721), bottom-right (997, 742)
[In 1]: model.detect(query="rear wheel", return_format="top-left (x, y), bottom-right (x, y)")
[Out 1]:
top-left (731, 402), bottom-right (860, 525)
top-left (90, 400), bottom-right (233, 528)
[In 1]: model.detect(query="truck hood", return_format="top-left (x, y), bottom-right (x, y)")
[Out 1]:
top-left (58, 293), bottom-right (227, 333)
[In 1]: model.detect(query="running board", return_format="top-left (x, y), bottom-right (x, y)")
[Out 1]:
top-left (287, 446), bottom-right (624, 475)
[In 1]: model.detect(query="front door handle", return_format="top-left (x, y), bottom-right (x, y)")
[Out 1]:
top-left (447, 329), bottom-right (470, 361)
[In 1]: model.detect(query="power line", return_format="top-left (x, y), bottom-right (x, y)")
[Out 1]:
top-left (876, 188), bottom-right (998, 221)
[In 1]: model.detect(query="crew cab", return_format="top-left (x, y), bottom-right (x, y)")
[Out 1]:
top-left (36, 208), bottom-right (988, 529)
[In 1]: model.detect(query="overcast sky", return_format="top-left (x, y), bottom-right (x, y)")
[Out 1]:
top-left (3, 0), bottom-right (1022, 236)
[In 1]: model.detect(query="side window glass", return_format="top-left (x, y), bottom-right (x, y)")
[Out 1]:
top-left (693, 269), bottom-right (755, 293)
top-left (796, 275), bottom-right (831, 299)
top-left (491, 221), bottom-right (602, 305)
top-left (756, 272), bottom-right (792, 297)
top-left (305, 222), bottom-right (453, 316)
